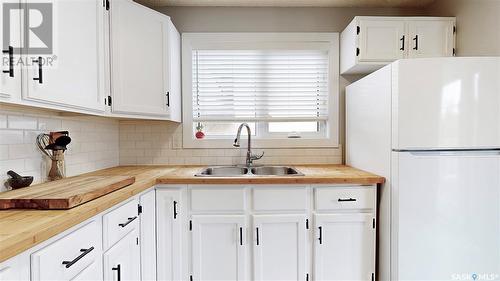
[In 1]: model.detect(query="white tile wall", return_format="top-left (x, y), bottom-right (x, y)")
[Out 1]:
top-left (119, 121), bottom-right (342, 166)
top-left (0, 106), bottom-right (119, 192)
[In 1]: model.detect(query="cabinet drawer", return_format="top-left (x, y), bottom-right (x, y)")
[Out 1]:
top-left (102, 198), bottom-right (139, 250)
top-left (31, 220), bottom-right (101, 281)
top-left (190, 186), bottom-right (246, 212)
top-left (315, 187), bottom-right (375, 211)
top-left (253, 186), bottom-right (308, 212)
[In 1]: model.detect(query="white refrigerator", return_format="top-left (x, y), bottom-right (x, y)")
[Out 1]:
top-left (346, 57), bottom-right (500, 281)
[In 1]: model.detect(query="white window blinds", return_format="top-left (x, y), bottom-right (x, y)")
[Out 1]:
top-left (192, 50), bottom-right (329, 122)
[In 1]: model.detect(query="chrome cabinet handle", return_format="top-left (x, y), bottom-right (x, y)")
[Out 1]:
top-left (62, 246), bottom-right (95, 268)
top-left (118, 216), bottom-right (137, 227)
top-left (33, 57), bottom-right (43, 84)
top-left (2, 46), bottom-right (14, 77)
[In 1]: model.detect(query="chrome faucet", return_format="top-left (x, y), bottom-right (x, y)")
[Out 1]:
top-left (233, 123), bottom-right (264, 167)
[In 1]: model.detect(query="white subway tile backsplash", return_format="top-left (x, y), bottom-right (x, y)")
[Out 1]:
top-left (0, 130), bottom-right (23, 145)
top-left (118, 121), bottom-right (342, 166)
top-left (0, 107), bottom-right (119, 192)
top-left (0, 114), bottom-right (7, 128)
top-left (7, 115), bottom-right (38, 130)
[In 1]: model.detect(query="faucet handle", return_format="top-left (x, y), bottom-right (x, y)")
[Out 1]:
top-left (251, 151), bottom-right (265, 160)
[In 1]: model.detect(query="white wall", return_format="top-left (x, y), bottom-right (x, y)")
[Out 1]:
top-left (157, 6), bottom-right (426, 32)
top-left (0, 104), bottom-right (119, 191)
top-left (426, 0), bottom-right (500, 56)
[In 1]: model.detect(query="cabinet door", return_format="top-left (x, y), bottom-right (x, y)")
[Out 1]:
top-left (408, 19), bottom-right (455, 58)
top-left (110, 0), bottom-right (169, 117)
top-left (253, 215), bottom-right (308, 281)
top-left (23, 0), bottom-right (105, 112)
top-left (314, 214), bottom-right (375, 281)
top-left (0, 0), bottom-right (22, 102)
top-left (358, 18), bottom-right (406, 62)
top-left (139, 190), bottom-right (156, 281)
top-left (103, 230), bottom-right (141, 281)
top-left (71, 260), bottom-right (102, 281)
top-left (0, 252), bottom-right (30, 281)
top-left (191, 215), bottom-right (246, 281)
top-left (156, 189), bottom-right (182, 281)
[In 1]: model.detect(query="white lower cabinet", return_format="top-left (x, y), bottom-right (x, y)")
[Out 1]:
top-left (103, 229), bottom-right (141, 281)
top-left (0, 188), bottom-right (156, 281)
top-left (156, 184), bottom-right (377, 281)
top-left (139, 190), bottom-right (156, 281)
top-left (253, 215), bottom-right (308, 281)
top-left (191, 215), bottom-right (247, 281)
top-left (314, 214), bottom-right (375, 281)
top-left (31, 220), bottom-right (102, 281)
top-left (156, 189), bottom-right (183, 281)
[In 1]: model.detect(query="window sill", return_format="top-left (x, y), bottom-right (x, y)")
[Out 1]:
top-left (183, 137), bottom-right (339, 149)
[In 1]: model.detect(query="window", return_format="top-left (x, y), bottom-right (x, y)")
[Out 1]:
top-left (182, 33), bottom-right (339, 148)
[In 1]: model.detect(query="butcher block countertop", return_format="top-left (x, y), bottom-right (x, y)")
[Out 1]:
top-left (0, 165), bottom-right (384, 263)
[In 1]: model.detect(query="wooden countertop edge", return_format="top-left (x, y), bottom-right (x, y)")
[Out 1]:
top-left (0, 165), bottom-right (383, 263)
top-left (156, 177), bottom-right (385, 185)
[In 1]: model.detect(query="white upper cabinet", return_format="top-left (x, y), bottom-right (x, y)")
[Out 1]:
top-left (341, 16), bottom-right (456, 75)
top-left (109, 0), bottom-right (181, 121)
top-left (23, 0), bottom-right (106, 112)
top-left (191, 215), bottom-right (247, 281)
top-left (0, 0), bottom-right (22, 102)
top-left (253, 215), bottom-right (308, 281)
top-left (358, 19), bottom-right (406, 62)
top-left (407, 19), bottom-right (455, 58)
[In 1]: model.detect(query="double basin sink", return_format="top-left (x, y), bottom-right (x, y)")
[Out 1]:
top-left (195, 166), bottom-right (304, 177)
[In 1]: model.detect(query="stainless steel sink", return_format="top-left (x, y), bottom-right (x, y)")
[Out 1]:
top-left (195, 166), bottom-right (303, 177)
top-left (196, 166), bottom-right (249, 176)
top-left (251, 166), bottom-right (303, 176)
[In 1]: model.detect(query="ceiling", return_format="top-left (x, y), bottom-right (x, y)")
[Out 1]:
top-left (137, 0), bottom-right (437, 8)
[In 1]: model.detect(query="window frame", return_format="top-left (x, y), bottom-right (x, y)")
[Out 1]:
top-left (182, 33), bottom-right (340, 149)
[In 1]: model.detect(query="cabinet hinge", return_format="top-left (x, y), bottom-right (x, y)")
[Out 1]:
top-left (372, 218), bottom-right (376, 229)
top-left (166, 92), bottom-right (170, 107)
top-left (105, 0), bottom-right (110, 10)
top-left (453, 48), bottom-right (456, 56)
top-left (453, 26), bottom-right (456, 33)
top-left (190, 275), bottom-right (193, 281)
top-left (189, 220), bottom-right (192, 231)
top-left (356, 25), bottom-right (360, 35)
top-left (356, 48), bottom-right (360, 56)
top-left (372, 273), bottom-right (375, 281)
top-left (136, 237), bottom-right (139, 245)
top-left (305, 219), bottom-right (309, 229)
top-left (306, 273), bottom-right (309, 281)
top-left (138, 204), bottom-right (143, 215)
top-left (107, 95), bottom-right (112, 106)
